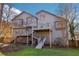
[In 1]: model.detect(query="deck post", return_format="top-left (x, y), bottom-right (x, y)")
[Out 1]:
top-left (32, 26), bottom-right (33, 47)
top-left (49, 30), bottom-right (52, 48)
top-left (27, 29), bottom-right (28, 46)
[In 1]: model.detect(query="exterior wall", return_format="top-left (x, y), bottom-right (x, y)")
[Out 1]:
top-left (36, 11), bottom-right (67, 46)
top-left (12, 13), bottom-right (37, 28)
top-left (13, 28), bottom-right (26, 37)
top-left (12, 12), bottom-right (37, 40)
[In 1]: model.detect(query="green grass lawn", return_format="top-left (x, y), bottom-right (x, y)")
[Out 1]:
top-left (1, 48), bottom-right (79, 56)
top-left (0, 52), bottom-right (4, 56)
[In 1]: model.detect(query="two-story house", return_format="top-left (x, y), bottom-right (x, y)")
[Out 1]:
top-left (33, 10), bottom-right (67, 48)
top-left (12, 10), bottom-right (68, 48)
top-left (12, 11), bottom-right (38, 46)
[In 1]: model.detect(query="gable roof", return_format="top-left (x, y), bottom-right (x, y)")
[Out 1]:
top-left (36, 10), bottom-right (65, 20)
top-left (11, 11), bottom-right (38, 21)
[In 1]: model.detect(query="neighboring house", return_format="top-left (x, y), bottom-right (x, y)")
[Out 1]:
top-left (12, 10), bottom-right (68, 48)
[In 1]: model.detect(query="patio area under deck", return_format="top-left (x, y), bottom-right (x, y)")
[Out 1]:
top-left (32, 27), bottom-right (52, 48)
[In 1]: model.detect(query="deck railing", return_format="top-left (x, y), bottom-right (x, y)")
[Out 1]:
top-left (33, 23), bottom-right (52, 30)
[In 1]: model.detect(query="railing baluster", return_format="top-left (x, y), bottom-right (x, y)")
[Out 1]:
top-left (33, 22), bottom-right (51, 30)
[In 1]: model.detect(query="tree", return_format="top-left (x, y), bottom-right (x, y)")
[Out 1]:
top-left (0, 3), bottom-right (4, 42)
top-left (58, 3), bottom-right (79, 47)
top-left (3, 4), bottom-right (14, 22)
top-left (0, 4), bottom-right (17, 43)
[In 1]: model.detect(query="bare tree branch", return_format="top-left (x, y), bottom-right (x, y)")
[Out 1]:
top-left (58, 3), bottom-right (79, 47)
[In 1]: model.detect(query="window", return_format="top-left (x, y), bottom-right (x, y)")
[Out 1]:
top-left (17, 19), bottom-right (23, 26)
top-left (40, 14), bottom-right (45, 20)
top-left (55, 21), bottom-right (65, 30)
top-left (76, 34), bottom-right (79, 38)
top-left (13, 19), bottom-right (23, 26)
top-left (26, 17), bottom-right (32, 25)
